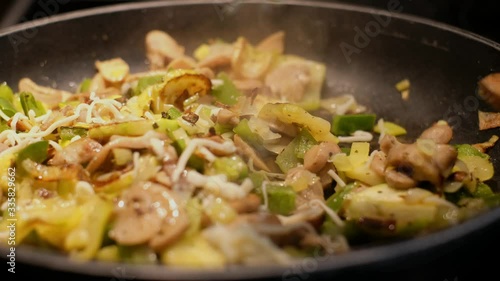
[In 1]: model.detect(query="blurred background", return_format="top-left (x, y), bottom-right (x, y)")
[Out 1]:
top-left (0, 0), bottom-right (498, 43)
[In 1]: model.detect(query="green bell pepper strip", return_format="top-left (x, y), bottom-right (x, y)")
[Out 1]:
top-left (20, 92), bottom-right (46, 117)
top-left (211, 72), bottom-right (242, 106)
top-left (78, 78), bottom-right (92, 93)
top-left (455, 144), bottom-right (489, 159)
top-left (326, 182), bottom-right (358, 212)
top-left (209, 155), bottom-right (248, 181)
top-left (294, 128), bottom-right (318, 159)
top-left (331, 114), bottom-right (376, 136)
top-left (0, 97), bottom-right (17, 117)
top-left (233, 119), bottom-right (261, 146)
top-left (134, 75), bottom-right (164, 96)
top-left (59, 126), bottom-right (89, 141)
top-left (16, 140), bottom-right (49, 166)
top-left (0, 83), bottom-right (14, 102)
top-left (276, 137), bottom-right (300, 173)
top-left (255, 184), bottom-right (296, 216)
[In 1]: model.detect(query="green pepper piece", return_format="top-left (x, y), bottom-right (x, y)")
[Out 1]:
top-left (16, 140), bottom-right (49, 170)
top-left (78, 78), bottom-right (92, 93)
top-left (134, 75), bottom-right (164, 96)
top-left (155, 119), bottom-right (179, 135)
top-left (165, 107), bottom-right (182, 120)
top-left (260, 184), bottom-right (296, 215)
top-left (326, 182), bottom-right (358, 212)
top-left (474, 183), bottom-right (495, 198)
top-left (211, 72), bottom-right (242, 105)
top-left (331, 114), bottom-right (376, 136)
top-left (294, 128), bottom-right (318, 159)
top-left (59, 126), bottom-right (88, 141)
top-left (118, 245), bottom-right (158, 264)
top-left (276, 137), bottom-right (300, 173)
top-left (0, 97), bottom-right (17, 117)
top-left (209, 155), bottom-right (248, 181)
top-left (172, 139), bottom-right (204, 172)
top-left (233, 119), bottom-right (261, 146)
top-left (0, 83), bottom-right (14, 102)
top-left (0, 122), bottom-right (10, 132)
top-left (20, 92), bottom-right (46, 117)
top-left (455, 144), bottom-right (489, 159)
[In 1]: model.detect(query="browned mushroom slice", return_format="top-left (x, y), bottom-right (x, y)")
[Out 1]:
top-left (110, 181), bottom-right (189, 250)
top-left (478, 73), bottom-right (500, 110)
top-left (381, 135), bottom-right (457, 190)
top-left (478, 111), bottom-right (500, 130)
top-left (256, 31), bottom-right (285, 54)
top-left (197, 42), bottom-right (234, 69)
top-left (231, 37), bottom-right (274, 79)
top-left (49, 138), bottom-right (102, 166)
top-left (264, 62), bottom-right (311, 102)
top-left (167, 56), bottom-right (197, 70)
top-left (229, 193), bottom-right (261, 214)
top-left (18, 78), bottom-right (72, 108)
top-left (145, 30), bottom-right (185, 70)
top-left (419, 121), bottom-right (453, 144)
top-left (303, 141), bottom-right (341, 173)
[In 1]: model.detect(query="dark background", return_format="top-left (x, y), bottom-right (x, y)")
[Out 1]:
top-left (0, 1), bottom-right (499, 281)
top-left (0, 0), bottom-right (499, 43)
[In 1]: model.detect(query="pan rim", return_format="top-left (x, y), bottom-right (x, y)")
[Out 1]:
top-left (0, 0), bottom-right (499, 279)
top-left (0, 0), bottom-right (498, 50)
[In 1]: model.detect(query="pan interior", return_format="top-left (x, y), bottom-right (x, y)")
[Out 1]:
top-left (0, 0), bottom-right (499, 279)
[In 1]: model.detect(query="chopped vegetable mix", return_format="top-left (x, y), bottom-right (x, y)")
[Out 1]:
top-left (0, 29), bottom-right (498, 269)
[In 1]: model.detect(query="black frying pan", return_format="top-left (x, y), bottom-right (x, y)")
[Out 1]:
top-left (1, 1), bottom-right (499, 280)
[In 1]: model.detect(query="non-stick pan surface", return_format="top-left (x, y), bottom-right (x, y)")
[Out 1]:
top-left (0, 1), bottom-right (499, 280)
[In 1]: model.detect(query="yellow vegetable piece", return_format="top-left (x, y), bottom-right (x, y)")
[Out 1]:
top-left (332, 153), bottom-right (353, 172)
top-left (232, 37), bottom-right (274, 79)
top-left (205, 197), bottom-right (237, 224)
top-left (349, 142), bottom-right (370, 167)
top-left (194, 44), bottom-right (211, 61)
top-left (395, 78), bottom-right (410, 92)
top-left (161, 235), bottom-right (226, 268)
top-left (68, 197), bottom-right (113, 261)
top-left (460, 155), bottom-right (494, 182)
top-left (345, 165), bottom-right (385, 186)
top-left (95, 245), bottom-right (120, 262)
top-left (259, 103), bottom-right (338, 143)
top-left (95, 58), bottom-right (130, 83)
top-left (374, 121), bottom-right (407, 136)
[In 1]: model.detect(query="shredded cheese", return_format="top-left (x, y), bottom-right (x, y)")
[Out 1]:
top-left (338, 130), bottom-right (373, 143)
top-left (327, 169), bottom-right (346, 187)
top-left (171, 138), bottom-right (236, 182)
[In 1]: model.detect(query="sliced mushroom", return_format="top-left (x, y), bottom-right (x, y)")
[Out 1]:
top-left (478, 72), bottom-right (500, 110)
top-left (369, 151), bottom-right (386, 177)
top-left (229, 193), bottom-right (261, 214)
top-left (419, 121), bottom-right (453, 144)
top-left (216, 108), bottom-right (239, 126)
top-left (18, 78), bottom-right (72, 109)
top-left (264, 63), bottom-right (311, 102)
top-left (110, 181), bottom-right (189, 251)
top-left (95, 58), bottom-right (130, 84)
top-left (303, 141), bottom-right (341, 173)
top-left (49, 138), bottom-right (102, 166)
top-left (381, 135), bottom-right (457, 190)
top-left (145, 30), bottom-right (185, 70)
top-left (86, 131), bottom-right (167, 173)
top-left (197, 42), bottom-right (234, 69)
top-left (22, 159), bottom-right (86, 182)
top-left (256, 31), bottom-right (285, 54)
top-left (167, 56), bottom-right (197, 70)
top-left (231, 37), bottom-right (273, 79)
top-left (478, 111), bottom-right (500, 130)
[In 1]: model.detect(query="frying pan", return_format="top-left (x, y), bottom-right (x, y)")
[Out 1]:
top-left (0, 0), bottom-right (499, 280)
